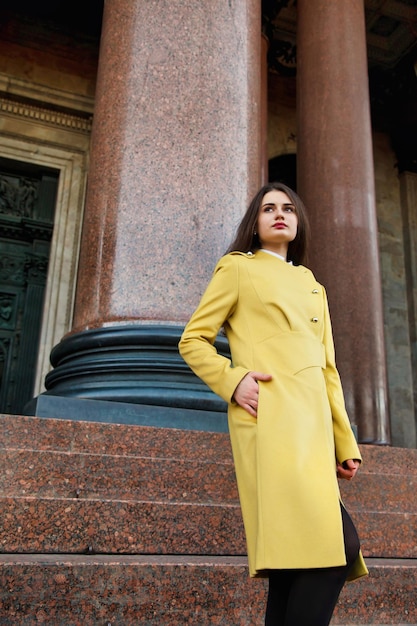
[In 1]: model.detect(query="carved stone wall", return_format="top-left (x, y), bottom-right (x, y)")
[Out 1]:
top-left (0, 76), bottom-right (92, 394)
top-left (374, 133), bottom-right (416, 448)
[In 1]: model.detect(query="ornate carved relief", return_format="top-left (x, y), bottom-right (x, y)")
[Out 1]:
top-left (0, 293), bottom-right (16, 329)
top-left (0, 97), bottom-right (92, 134)
top-left (24, 255), bottom-right (48, 285)
top-left (0, 173), bottom-right (38, 216)
top-left (0, 254), bottom-right (48, 294)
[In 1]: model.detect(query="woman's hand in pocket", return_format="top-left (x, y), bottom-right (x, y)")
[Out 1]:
top-left (233, 371), bottom-right (272, 417)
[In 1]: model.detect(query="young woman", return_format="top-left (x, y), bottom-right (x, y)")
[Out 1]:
top-left (179, 182), bottom-right (368, 626)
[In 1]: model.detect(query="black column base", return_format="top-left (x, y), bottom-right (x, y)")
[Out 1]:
top-left (25, 324), bottom-right (229, 432)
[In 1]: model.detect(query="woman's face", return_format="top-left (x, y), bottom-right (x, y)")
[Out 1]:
top-left (256, 190), bottom-right (298, 257)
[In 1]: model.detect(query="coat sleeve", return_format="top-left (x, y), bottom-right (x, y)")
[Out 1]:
top-left (321, 287), bottom-right (362, 464)
top-left (179, 255), bottom-right (250, 403)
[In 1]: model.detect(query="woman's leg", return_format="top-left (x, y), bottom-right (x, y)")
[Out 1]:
top-left (264, 569), bottom-right (295, 626)
top-left (264, 506), bottom-right (360, 626)
top-left (281, 563), bottom-right (350, 626)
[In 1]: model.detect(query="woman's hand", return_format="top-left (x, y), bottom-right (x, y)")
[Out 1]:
top-left (337, 458), bottom-right (361, 481)
top-left (233, 371), bottom-right (272, 417)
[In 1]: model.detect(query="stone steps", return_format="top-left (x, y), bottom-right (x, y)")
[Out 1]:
top-left (2, 446), bottom-right (417, 510)
top-left (1, 413), bottom-right (232, 460)
top-left (1, 414), bottom-right (417, 624)
top-left (0, 448), bottom-right (239, 502)
top-left (1, 416), bottom-right (416, 559)
top-left (1, 495), bottom-right (416, 559)
top-left (0, 495), bottom-right (245, 554)
top-left (0, 555), bottom-right (415, 625)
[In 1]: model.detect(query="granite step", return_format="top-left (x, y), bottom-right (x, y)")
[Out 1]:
top-left (0, 495), bottom-right (245, 555)
top-left (1, 416), bottom-right (417, 559)
top-left (1, 414), bottom-right (232, 461)
top-left (2, 446), bottom-right (416, 512)
top-left (0, 448), bottom-right (239, 503)
top-left (1, 494), bottom-right (416, 558)
top-left (3, 416), bottom-right (417, 514)
top-left (340, 470), bottom-right (417, 513)
top-left (3, 414), bottom-right (416, 477)
top-left (2, 414), bottom-right (417, 625)
top-left (0, 555), bottom-right (415, 625)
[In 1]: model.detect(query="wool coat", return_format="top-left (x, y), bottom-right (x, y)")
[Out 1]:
top-left (179, 250), bottom-right (368, 581)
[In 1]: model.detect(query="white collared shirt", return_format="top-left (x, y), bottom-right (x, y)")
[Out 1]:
top-left (259, 248), bottom-right (292, 264)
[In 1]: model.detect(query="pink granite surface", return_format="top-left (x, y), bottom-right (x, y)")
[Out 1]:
top-left (2, 494), bottom-right (416, 559)
top-left (72, 0), bottom-right (262, 332)
top-left (2, 415), bottom-right (417, 559)
top-left (0, 555), bottom-right (416, 625)
top-left (353, 512), bottom-right (417, 558)
top-left (340, 472), bottom-right (417, 513)
top-left (1, 449), bottom-right (239, 503)
top-left (1, 414), bottom-right (233, 461)
top-left (4, 448), bottom-right (414, 510)
top-left (1, 496), bottom-right (245, 555)
top-left (296, 0), bottom-right (389, 443)
top-left (2, 416), bottom-right (417, 624)
top-left (333, 558), bottom-right (417, 625)
top-left (2, 555), bottom-right (265, 626)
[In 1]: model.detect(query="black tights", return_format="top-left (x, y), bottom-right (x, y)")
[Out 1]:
top-left (264, 505), bottom-right (360, 626)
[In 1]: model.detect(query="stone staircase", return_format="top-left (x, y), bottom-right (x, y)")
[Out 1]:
top-left (0, 413), bottom-right (416, 625)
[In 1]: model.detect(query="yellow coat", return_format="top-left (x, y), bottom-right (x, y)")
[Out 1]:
top-left (179, 250), bottom-right (368, 581)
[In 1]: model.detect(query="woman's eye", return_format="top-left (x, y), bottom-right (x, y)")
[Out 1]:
top-left (284, 206), bottom-right (295, 212)
top-left (263, 206), bottom-right (273, 212)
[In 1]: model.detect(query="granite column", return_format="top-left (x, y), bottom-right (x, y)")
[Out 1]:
top-left (297, 0), bottom-right (390, 443)
top-left (39, 0), bottom-right (262, 429)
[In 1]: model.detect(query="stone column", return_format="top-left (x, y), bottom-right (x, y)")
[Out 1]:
top-left (296, 0), bottom-right (390, 444)
top-left (37, 0), bottom-right (262, 429)
top-left (399, 172), bottom-right (417, 448)
top-left (261, 34), bottom-right (269, 184)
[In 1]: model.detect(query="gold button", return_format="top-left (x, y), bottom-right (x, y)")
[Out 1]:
top-left (311, 317), bottom-right (319, 323)
top-left (312, 289), bottom-right (319, 294)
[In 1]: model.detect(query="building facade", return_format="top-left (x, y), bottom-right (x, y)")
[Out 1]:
top-left (0, 0), bottom-right (416, 448)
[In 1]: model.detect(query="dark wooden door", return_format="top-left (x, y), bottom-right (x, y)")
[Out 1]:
top-left (0, 157), bottom-right (57, 414)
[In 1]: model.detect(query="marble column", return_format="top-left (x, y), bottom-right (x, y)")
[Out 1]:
top-left (296, 0), bottom-right (390, 443)
top-left (37, 0), bottom-right (262, 429)
top-left (261, 34), bottom-right (269, 184)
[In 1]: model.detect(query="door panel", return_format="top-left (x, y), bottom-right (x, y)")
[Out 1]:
top-left (0, 158), bottom-right (57, 414)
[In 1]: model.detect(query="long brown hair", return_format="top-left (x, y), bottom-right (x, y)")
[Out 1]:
top-left (226, 182), bottom-right (310, 265)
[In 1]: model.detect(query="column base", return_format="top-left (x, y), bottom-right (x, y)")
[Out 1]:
top-left (25, 395), bottom-right (228, 432)
top-left (26, 324), bottom-right (229, 431)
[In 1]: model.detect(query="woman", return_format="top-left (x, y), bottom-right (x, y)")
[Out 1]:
top-left (179, 182), bottom-right (368, 625)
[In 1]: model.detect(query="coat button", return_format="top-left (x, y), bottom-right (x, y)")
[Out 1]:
top-left (312, 289), bottom-right (319, 294)
top-left (311, 317), bottom-right (319, 323)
